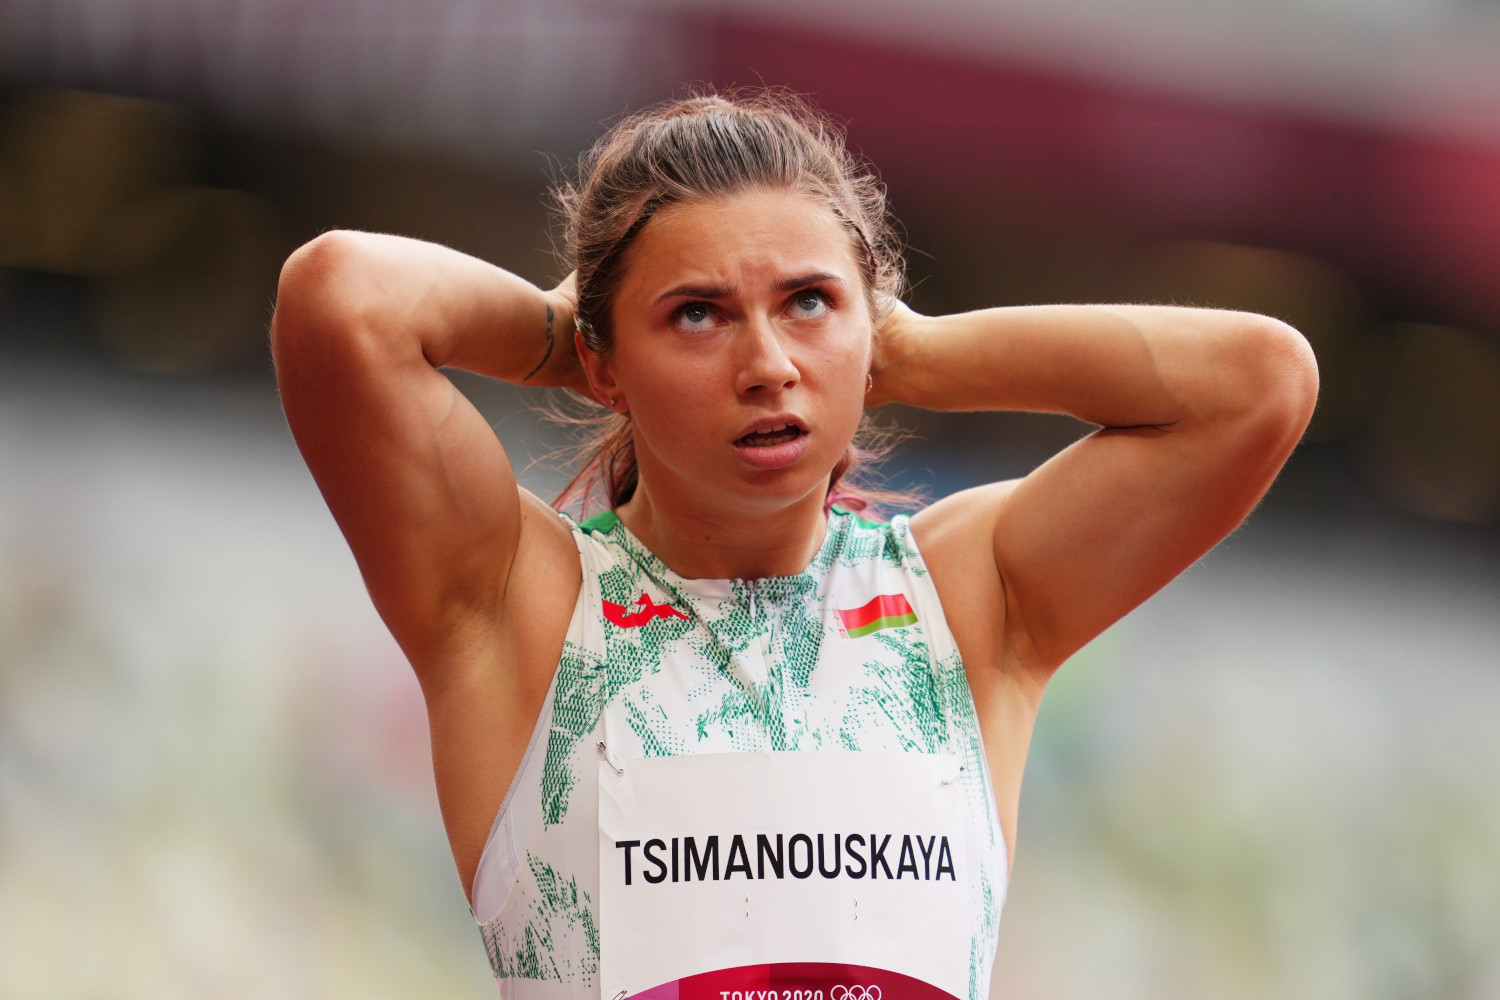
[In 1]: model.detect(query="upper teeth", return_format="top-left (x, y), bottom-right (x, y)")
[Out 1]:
top-left (763, 423), bottom-right (788, 433)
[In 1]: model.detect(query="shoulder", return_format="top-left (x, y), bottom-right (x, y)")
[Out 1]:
top-left (908, 480), bottom-right (1022, 559)
top-left (905, 482), bottom-right (1021, 671)
top-left (827, 493), bottom-right (1018, 577)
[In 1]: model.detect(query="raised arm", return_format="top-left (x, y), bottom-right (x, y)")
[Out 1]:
top-left (273, 233), bottom-right (590, 895)
top-left (885, 301), bottom-right (1318, 678)
top-left (271, 231), bottom-right (583, 673)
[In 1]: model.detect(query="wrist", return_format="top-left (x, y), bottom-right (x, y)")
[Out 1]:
top-left (867, 301), bottom-right (925, 407)
top-left (532, 276), bottom-right (587, 393)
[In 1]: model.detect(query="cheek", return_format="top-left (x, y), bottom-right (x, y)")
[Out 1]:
top-left (804, 344), bottom-right (871, 442)
top-left (616, 346), bottom-right (722, 435)
top-left (809, 327), bottom-right (873, 398)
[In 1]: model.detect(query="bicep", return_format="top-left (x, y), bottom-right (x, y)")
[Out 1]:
top-left (993, 333), bottom-right (1317, 671)
top-left (272, 257), bottom-right (523, 666)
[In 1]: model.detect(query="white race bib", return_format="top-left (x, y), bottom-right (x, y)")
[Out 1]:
top-left (598, 750), bottom-right (970, 1000)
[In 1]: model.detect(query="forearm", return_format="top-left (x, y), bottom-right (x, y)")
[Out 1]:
top-left (874, 302), bottom-right (1317, 430)
top-left (273, 230), bottom-right (579, 388)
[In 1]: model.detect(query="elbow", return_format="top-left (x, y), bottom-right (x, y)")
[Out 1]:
top-left (270, 230), bottom-right (396, 386)
top-left (271, 231), bottom-right (363, 343)
top-left (1257, 315), bottom-right (1319, 427)
top-left (1228, 313), bottom-right (1321, 447)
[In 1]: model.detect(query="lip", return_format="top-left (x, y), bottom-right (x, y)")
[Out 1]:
top-left (732, 413), bottom-right (807, 441)
top-left (732, 413), bottom-right (810, 470)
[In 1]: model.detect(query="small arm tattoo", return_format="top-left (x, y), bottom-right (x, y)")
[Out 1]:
top-left (521, 303), bottom-right (555, 381)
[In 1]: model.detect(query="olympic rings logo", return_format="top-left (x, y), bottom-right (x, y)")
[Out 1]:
top-left (831, 987), bottom-right (881, 1000)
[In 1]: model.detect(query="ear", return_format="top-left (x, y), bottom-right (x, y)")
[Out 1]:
top-left (576, 330), bottom-right (627, 413)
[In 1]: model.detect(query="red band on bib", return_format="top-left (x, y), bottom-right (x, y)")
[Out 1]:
top-left (631, 962), bottom-right (958, 1000)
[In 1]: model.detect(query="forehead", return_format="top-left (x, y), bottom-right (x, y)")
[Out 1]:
top-left (618, 189), bottom-right (859, 294)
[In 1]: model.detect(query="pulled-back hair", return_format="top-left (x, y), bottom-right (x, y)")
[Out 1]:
top-left (550, 88), bottom-right (912, 516)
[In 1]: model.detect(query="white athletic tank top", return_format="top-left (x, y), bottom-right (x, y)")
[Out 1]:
top-left (470, 509), bottom-right (1007, 1000)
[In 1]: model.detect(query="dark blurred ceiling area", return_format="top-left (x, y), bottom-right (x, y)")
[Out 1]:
top-left (1, 0), bottom-right (1497, 532)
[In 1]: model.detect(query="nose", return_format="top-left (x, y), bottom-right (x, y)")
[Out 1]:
top-left (734, 316), bottom-right (799, 396)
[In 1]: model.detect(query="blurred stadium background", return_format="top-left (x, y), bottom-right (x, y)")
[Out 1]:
top-left (2, 1), bottom-right (1499, 998)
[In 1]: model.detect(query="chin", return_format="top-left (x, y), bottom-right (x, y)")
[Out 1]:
top-left (732, 458), bottom-right (842, 512)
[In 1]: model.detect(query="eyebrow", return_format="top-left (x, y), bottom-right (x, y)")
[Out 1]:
top-left (653, 272), bottom-right (846, 305)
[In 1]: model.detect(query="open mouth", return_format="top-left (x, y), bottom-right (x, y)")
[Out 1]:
top-left (737, 423), bottom-right (804, 447)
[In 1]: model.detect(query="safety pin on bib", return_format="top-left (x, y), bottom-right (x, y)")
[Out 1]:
top-left (597, 741), bottom-right (624, 775)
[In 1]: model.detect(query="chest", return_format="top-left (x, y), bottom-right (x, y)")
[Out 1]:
top-left (580, 575), bottom-right (960, 760)
top-left (475, 520), bottom-right (1008, 998)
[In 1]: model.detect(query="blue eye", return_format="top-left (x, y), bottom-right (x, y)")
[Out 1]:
top-left (791, 290), bottom-right (829, 318)
top-left (674, 303), bottom-right (715, 331)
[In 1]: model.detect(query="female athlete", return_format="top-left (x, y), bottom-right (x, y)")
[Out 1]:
top-left (271, 92), bottom-right (1317, 999)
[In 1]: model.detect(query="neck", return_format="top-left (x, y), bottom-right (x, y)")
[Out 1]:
top-left (615, 480), bottom-right (830, 580)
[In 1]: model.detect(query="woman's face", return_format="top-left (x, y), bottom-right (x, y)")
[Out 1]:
top-left (587, 188), bottom-right (873, 515)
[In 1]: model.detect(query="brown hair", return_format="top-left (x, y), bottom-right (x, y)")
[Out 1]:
top-left (549, 88), bottom-right (912, 516)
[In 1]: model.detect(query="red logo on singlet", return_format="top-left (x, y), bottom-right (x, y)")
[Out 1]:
top-left (603, 592), bottom-right (690, 628)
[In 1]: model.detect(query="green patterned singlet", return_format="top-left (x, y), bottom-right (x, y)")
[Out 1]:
top-left (469, 509), bottom-right (1007, 1000)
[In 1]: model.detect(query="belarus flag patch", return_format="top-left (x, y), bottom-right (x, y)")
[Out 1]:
top-left (837, 593), bottom-right (918, 639)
